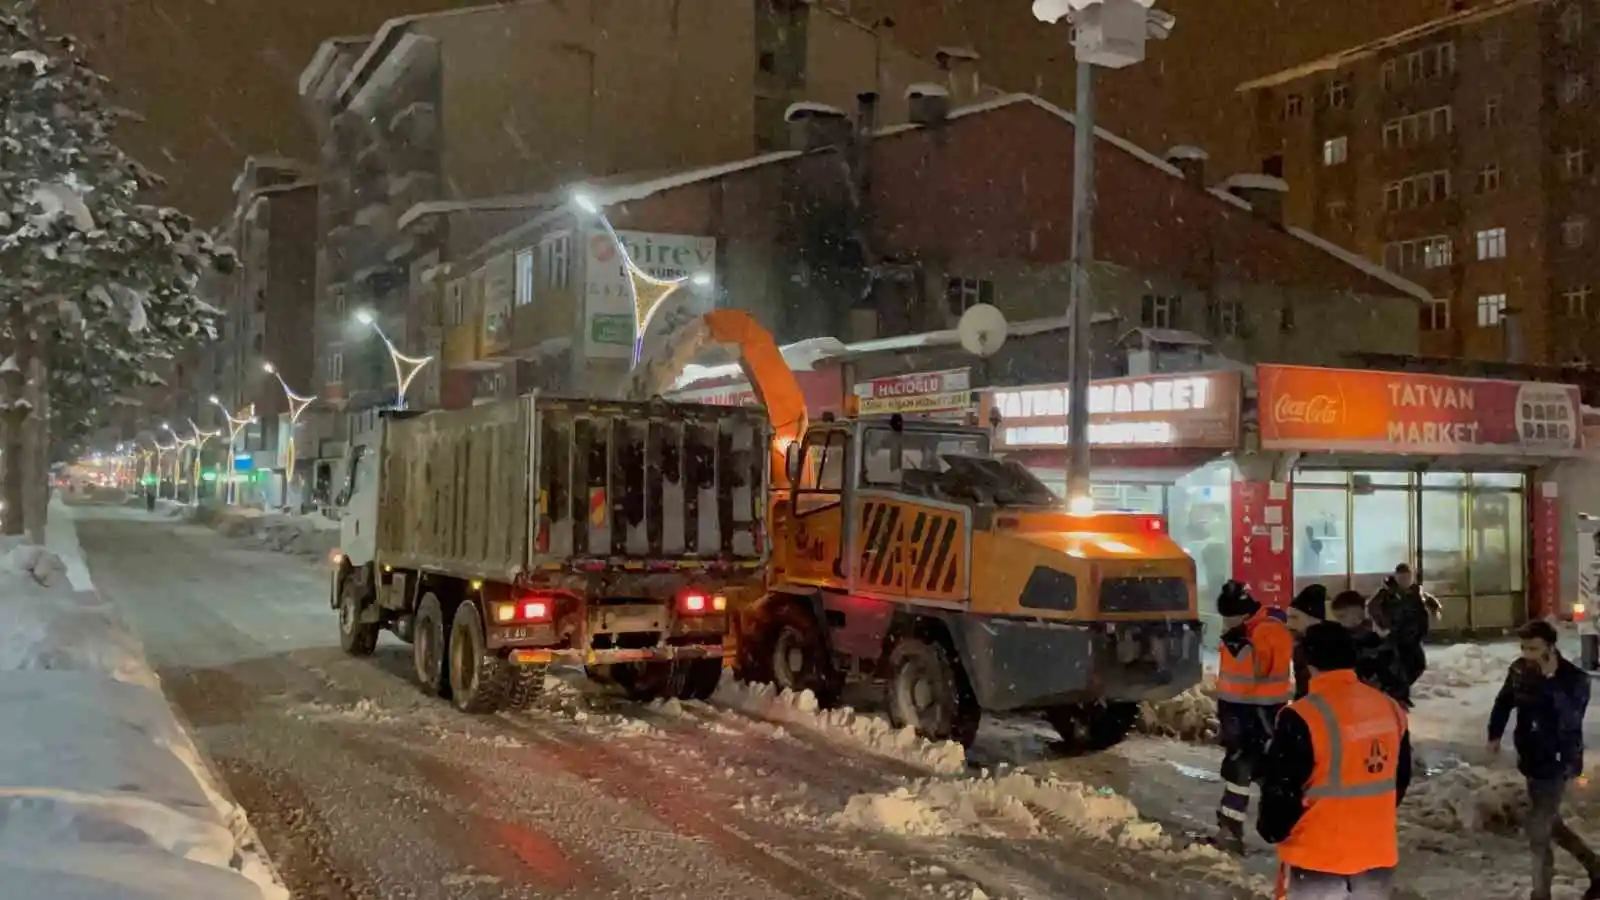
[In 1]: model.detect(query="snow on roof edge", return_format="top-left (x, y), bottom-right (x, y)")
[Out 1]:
top-left (945, 94), bottom-right (1185, 178)
top-left (1221, 173), bottom-right (1289, 193)
top-left (1164, 144), bottom-right (1209, 161)
top-left (1286, 227), bottom-right (1431, 303)
top-left (1207, 186), bottom-right (1253, 211)
top-left (337, 1), bottom-right (521, 104)
top-left (785, 101), bottom-right (848, 122)
top-left (906, 82), bottom-right (950, 98)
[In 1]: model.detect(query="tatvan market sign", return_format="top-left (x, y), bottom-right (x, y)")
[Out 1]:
top-left (983, 371), bottom-right (1242, 450)
top-left (1257, 364), bottom-right (1583, 455)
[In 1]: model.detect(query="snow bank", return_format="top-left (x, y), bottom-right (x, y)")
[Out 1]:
top-left (1403, 765), bottom-right (1527, 835)
top-left (0, 503), bottom-right (286, 898)
top-left (191, 506), bottom-right (339, 558)
top-left (713, 681), bottom-right (968, 775)
top-left (1413, 642), bottom-right (1518, 699)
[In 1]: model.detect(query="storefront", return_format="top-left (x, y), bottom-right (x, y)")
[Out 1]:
top-left (1253, 364), bottom-right (1584, 631)
top-left (980, 371), bottom-right (1246, 605)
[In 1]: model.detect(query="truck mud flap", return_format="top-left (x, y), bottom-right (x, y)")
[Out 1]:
top-left (508, 644), bottom-right (731, 666)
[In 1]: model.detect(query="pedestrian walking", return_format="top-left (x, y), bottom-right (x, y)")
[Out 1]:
top-left (1331, 590), bottom-right (1410, 708)
top-left (1487, 619), bottom-right (1600, 900)
top-left (1212, 579), bottom-right (1295, 853)
top-left (1369, 563), bottom-right (1441, 690)
top-left (1288, 584), bottom-right (1329, 699)
top-left (1258, 623), bottom-right (1412, 899)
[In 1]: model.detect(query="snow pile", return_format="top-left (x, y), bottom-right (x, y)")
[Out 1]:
top-left (0, 516), bottom-right (284, 898)
top-left (196, 506), bottom-right (339, 558)
top-left (1137, 677), bottom-right (1219, 742)
top-left (1403, 765), bottom-right (1528, 835)
top-left (713, 681), bottom-right (968, 775)
top-left (1413, 643), bottom-right (1517, 699)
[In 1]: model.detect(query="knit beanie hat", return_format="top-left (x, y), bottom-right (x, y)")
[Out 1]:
top-left (1216, 580), bottom-right (1260, 617)
top-left (1291, 584), bottom-right (1328, 622)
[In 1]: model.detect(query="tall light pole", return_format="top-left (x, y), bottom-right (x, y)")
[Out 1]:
top-left (262, 362), bottom-right (316, 509)
top-left (160, 423), bottom-right (194, 500)
top-left (1033, 0), bottom-right (1174, 515)
top-left (354, 310), bottom-right (431, 410)
top-left (185, 418), bottom-right (220, 507)
top-left (210, 396), bottom-right (256, 506)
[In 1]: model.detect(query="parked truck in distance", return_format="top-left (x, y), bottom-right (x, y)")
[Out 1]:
top-left (329, 394), bottom-right (770, 714)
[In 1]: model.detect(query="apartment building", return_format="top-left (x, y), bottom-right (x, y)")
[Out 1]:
top-left (293, 0), bottom-right (965, 420)
top-left (1238, 0), bottom-right (1600, 365)
top-left (430, 92), bottom-right (1427, 407)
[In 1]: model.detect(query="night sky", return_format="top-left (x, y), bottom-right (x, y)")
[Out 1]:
top-left (41, 0), bottom-right (1443, 221)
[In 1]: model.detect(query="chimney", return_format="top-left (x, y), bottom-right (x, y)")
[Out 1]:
top-left (852, 91), bottom-right (878, 204)
top-left (855, 91), bottom-right (879, 141)
top-left (1163, 145), bottom-right (1208, 187)
top-left (906, 82), bottom-right (950, 126)
top-left (785, 101), bottom-right (852, 152)
top-left (935, 46), bottom-right (982, 102)
top-left (1219, 172), bottom-right (1289, 225)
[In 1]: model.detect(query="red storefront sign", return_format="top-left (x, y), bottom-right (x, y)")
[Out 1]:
top-left (1258, 364), bottom-right (1584, 455)
top-left (1232, 480), bottom-right (1293, 607)
top-left (1533, 482), bottom-right (1561, 619)
top-left (981, 371), bottom-right (1243, 450)
top-left (854, 368), bottom-right (971, 416)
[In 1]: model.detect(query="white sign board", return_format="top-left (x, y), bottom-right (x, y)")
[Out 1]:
top-left (583, 229), bottom-right (716, 360)
top-left (854, 369), bottom-right (971, 416)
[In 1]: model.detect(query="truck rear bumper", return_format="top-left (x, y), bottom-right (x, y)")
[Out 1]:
top-left (959, 617), bottom-right (1204, 712)
top-left (508, 643), bottom-right (729, 666)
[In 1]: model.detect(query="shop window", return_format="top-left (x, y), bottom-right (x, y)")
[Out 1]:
top-left (1352, 487), bottom-right (1413, 593)
top-left (1294, 485), bottom-right (1350, 591)
top-left (1353, 470), bottom-right (1412, 487)
top-left (1422, 471), bottom-right (1468, 487)
top-left (1471, 487), bottom-right (1524, 594)
top-left (1295, 470), bottom-right (1348, 485)
top-left (1473, 472), bottom-right (1524, 489)
top-left (1420, 489), bottom-right (1468, 596)
top-left (1171, 464), bottom-right (1233, 608)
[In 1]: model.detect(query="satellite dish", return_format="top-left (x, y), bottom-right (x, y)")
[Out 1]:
top-left (958, 303), bottom-right (1008, 357)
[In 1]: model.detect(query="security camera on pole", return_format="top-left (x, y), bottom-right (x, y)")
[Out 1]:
top-left (1032, 0), bottom-right (1174, 513)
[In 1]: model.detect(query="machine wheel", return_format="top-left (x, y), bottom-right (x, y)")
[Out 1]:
top-left (447, 600), bottom-right (512, 714)
top-left (1044, 701), bottom-right (1139, 753)
top-left (412, 593), bottom-right (450, 697)
top-left (337, 569), bottom-right (379, 657)
top-left (504, 664), bottom-right (548, 712)
top-left (675, 658), bottom-right (724, 702)
top-left (610, 659), bottom-right (723, 703)
top-left (766, 605), bottom-right (842, 707)
top-left (886, 635), bottom-right (981, 747)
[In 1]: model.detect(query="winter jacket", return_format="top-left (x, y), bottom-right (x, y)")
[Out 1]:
top-left (1256, 688), bottom-right (1414, 845)
top-left (1487, 655), bottom-right (1591, 781)
top-left (1368, 579), bottom-right (1437, 684)
top-left (1352, 625), bottom-right (1412, 708)
top-left (1292, 639), bottom-right (1311, 699)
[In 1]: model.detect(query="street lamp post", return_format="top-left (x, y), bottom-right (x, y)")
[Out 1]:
top-left (354, 311), bottom-right (431, 410)
top-left (1033, 0), bottom-right (1174, 514)
top-left (261, 362), bottom-right (316, 510)
top-left (160, 422), bottom-right (194, 500)
top-left (185, 418), bottom-right (220, 507)
top-left (210, 396), bottom-right (256, 506)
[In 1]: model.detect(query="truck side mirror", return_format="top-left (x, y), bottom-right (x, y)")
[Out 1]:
top-left (784, 441), bottom-right (804, 485)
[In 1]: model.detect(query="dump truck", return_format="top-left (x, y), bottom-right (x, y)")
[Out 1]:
top-left (328, 394), bottom-right (770, 713)
top-left (635, 309), bottom-right (1205, 749)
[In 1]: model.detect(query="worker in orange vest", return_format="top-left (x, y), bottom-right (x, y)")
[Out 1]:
top-left (1257, 622), bottom-right (1413, 899)
top-left (1211, 579), bottom-right (1295, 853)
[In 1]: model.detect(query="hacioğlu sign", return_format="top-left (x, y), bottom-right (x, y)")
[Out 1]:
top-left (981, 371), bottom-right (1243, 450)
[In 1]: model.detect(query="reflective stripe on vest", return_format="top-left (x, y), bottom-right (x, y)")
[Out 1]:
top-left (1216, 645), bottom-right (1295, 706)
top-left (1298, 693), bottom-right (1398, 799)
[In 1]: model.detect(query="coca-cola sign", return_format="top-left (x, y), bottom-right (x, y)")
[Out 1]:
top-left (1271, 393), bottom-right (1341, 427)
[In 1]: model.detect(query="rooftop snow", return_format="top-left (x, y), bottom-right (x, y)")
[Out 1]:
top-left (785, 101), bottom-right (847, 122)
top-left (1220, 173), bottom-right (1289, 193)
top-left (1238, 0), bottom-right (1536, 91)
top-left (935, 45), bottom-right (981, 60)
top-left (1164, 144), bottom-right (1208, 161)
top-left (906, 82), bottom-right (950, 98)
top-left (1119, 327), bottom-right (1212, 347)
top-left (1287, 227), bottom-right (1431, 303)
top-left (1207, 186), bottom-right (1253, 211)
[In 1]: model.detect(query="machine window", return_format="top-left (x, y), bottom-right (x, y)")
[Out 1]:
top-left (1019, 566), bottom-right (1077, 612)
top-left (797, 431), bottom-right (846, 494)
top-left (860, 427), bottom-right (987, 487)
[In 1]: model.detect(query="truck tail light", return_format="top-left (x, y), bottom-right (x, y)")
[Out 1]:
top-left (496, 591), bottom-right (557, 624)
top-left (677, 589), bottom-right (727, 616)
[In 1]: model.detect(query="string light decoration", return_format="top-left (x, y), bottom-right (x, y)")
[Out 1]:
top-left (262, 361), bottom-right (316, 507)
top-left (185, 418), bottom-right (221, 507)
top-left (210, 396), bottom-right (256, 505)
top-left (354, 310), bottom-right (431, 410)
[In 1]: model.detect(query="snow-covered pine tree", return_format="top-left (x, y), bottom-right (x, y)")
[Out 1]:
top-left (0, 4), bottom-right (227, 534)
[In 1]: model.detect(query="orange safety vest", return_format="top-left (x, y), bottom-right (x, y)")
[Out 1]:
top-left (1216, 609), bottom-right (1294, 706)
top-left (1277, 670), bottom-right (1408, 876)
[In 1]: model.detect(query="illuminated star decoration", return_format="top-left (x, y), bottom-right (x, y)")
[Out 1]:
top-left (573, 193), bottom-right (707, 368)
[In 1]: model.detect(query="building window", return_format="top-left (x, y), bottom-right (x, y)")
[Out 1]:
top-left (1383, 235), bottom-right (1453, 271)
top-left (1475, 163), bottom-right (1502, 194)
top-left (1381, 59), bottom-right (1398, 90)
top-left (1401, 42), bottom-right (1455, 85)
top-left (1140, 294), bottom-right (1181, 329)
top-left (945, 277), bottom-right (995, 317)
top-left (1322, 136), bottom-right (1348, 166)
top-left (514, 249), bottom-right (535, 307)
top-left (1561, 3), bottom-right (1584, 42)
top-left (1477, 293), bottom-right (1507, 327)
top-left (1422, 298), bottom-right (1451, 331)
top-left (1476, 227), bottom-right (1508, 260)
top-left (1283, 94), bottom-right (1304, 118)
top-left (1483, 95), bottom-right (1502, 127)
top-left (1561, 72), bottom-right (1589, 106)
top-left (1564, 147), bottom-right (1591, 180)
top-left (1564, 215), bottom-right (1590, 248)
top-left (1382, 106), bottom-right (1452, 150)
top-left (1208, 297), bottom-right (1243, 337)
top-left (1324, 198), bottom-right (1351, 231)
top-left (1564, 285), bottom-right (1592, 317)
top-left (328, 352), bottom-right (345, 383)
top-left (1384, 170), bottom-right (1452, 211)
top-left (541, 234), bottom-right (570, 290)
top-left (1326, 79), bottom-right (1349, 108)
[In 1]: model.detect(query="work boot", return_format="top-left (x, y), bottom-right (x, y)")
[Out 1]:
top-left (1205, 815), bottom-right (1245, 855)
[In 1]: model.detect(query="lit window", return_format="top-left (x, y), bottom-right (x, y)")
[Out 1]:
top-left (1382, 236), bottom-right (1453, 271)
top-left (1476, 164), bottom-right (1501, 194)
top-left (514, 249), bottom-right (535, 307)
top-left (329, 352), bottom-right (345, 382)
top-left (1476, 227), bottom-right (1508, 260)
top-left (1563, 285), bottom-right (1592, 317)
top-left (1477, 293), bottom-right (1507, 327)
top-left (1422, 298), bottom-right (1451, 331)
top-left (1565, 216), bottom-right (1590, 249)
top-left (1322, 136), bottom-right (1348, 166)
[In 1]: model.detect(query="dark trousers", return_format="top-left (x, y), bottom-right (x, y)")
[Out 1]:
top-left (1275, 865), bottom-right (1393, 900)
top-left (1217, 701), bottom-right (1279, 826)
top-left (1527, 777), bottom-right (1599, 898)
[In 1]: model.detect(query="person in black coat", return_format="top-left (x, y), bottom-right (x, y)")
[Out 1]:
top-left (1369, 563), bottom-right (1442, 688)
top-left (1286, 584), bottom-right (1327, 699)
top-left (1487, 620), bottom-right (1600, 900)
top-left (1331, 589), bottom-right (1411, 708)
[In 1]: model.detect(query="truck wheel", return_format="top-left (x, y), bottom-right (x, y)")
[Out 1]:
top-left (412, 593), bottom-right (450, 698)
top-left (886, 635), bottom-right (981, 747)
top-left (447, 600), bottom-right (512, 714)
top-left (1044, 702), bottom-right (1138, 753)
top-left (504, 665), bottom-right (548, 712)
top-left (337, 571), bottom-right (379, 657)
top-left (676, 658), bottom-right (724, 702)
top-left (768, 606), bottom-right (842, 707)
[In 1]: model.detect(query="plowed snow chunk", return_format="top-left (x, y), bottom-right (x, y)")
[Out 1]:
top-left (713, 681), bottom-right (968, 774)
top-left (1137, 678), bottom-right (1218, 742)
top-left (1404, 765), bottom-right (1528, 835)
